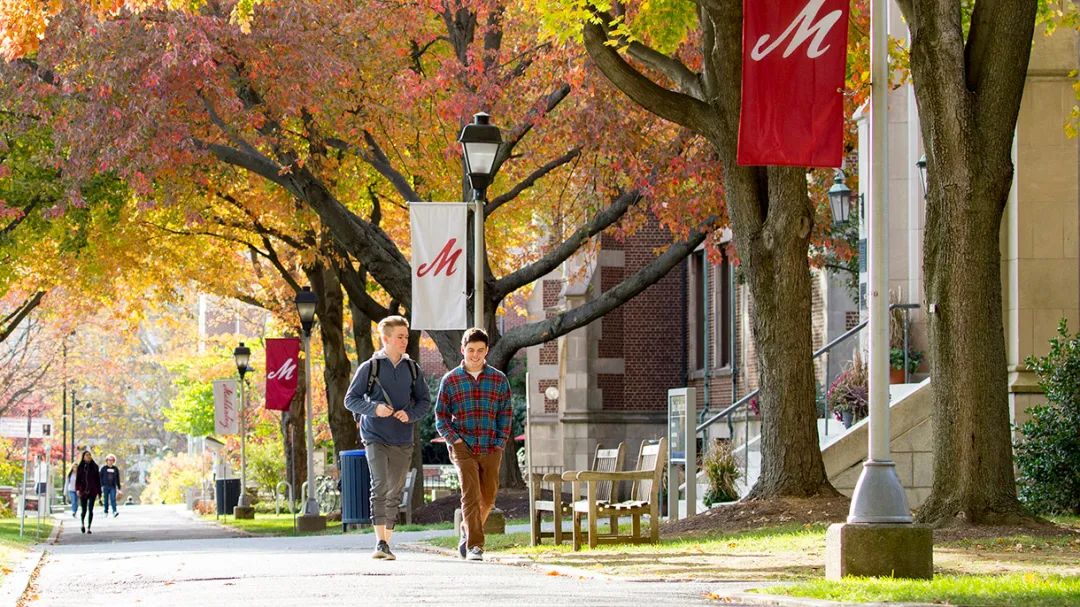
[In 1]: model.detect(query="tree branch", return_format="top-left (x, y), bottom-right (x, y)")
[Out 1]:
top-left (488, 222), bottom-right (713, 367)
top-left (582, 19), bottom-right (715, 136)
top-left (324, 131), bottom-right (423, 202)
top-left (626, 41), bottom-right (704, 99)
top-left (485, 147), bottom-right (581, 215)
top-left (491, 188), bottom-right (642, 299)
top-left (0, 291), bottom-right (46, 344)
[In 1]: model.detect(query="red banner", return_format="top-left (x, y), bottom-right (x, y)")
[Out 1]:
top-left (738, 0), bottom-right (849, 167)
top-left (265, 338), bottom-right (300, 412)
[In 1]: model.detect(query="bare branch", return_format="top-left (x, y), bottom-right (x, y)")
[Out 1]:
top-left (0, 291), bottom-right (45, 344)
top-left (489, 222), bottom-right (713, 367)
top-left (492, 188), bottom-right (642, 299)
top-left (485, 148), bottom-right (581, 215)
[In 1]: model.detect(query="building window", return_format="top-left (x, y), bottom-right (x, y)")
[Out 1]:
top-left (717, 248), bottom-right (732, 368)
top-left (691, 251), bottom-right (706, 370)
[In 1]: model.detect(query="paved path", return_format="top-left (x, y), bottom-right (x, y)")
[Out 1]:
top-left (24, 505), bottom-right (754, 606)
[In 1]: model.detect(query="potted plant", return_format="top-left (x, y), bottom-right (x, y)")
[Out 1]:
top-left (827, 354), bottom-right (869, 428)
top-left (889, 346), bottom-right (923, 383)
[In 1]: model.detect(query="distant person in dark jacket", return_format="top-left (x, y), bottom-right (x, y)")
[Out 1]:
top-left (75, 450), bottom-right (101, 534)
top-left (99, 454), bottom-right (121, 517)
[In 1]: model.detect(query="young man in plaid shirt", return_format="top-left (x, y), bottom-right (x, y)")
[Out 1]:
top-left (435, 327), bottom-right (513, 562)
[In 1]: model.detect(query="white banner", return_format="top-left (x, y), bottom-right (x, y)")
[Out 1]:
top-left (213, 379), bottom-right (239, 435)
top-left (410, 202), bottom-right (468, 330)
top-left (0, 417), bottom-right (53, 439)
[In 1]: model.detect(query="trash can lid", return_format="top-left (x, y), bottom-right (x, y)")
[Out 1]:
top-left (340, 449), bottom-right (366, 457)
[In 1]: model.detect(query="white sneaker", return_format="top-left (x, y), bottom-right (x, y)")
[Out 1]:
top-left (466, 546), bottom-right (484, 561)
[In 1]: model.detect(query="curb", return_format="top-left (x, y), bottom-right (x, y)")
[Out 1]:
top-left (720, 591), bottom-right (946, 607)
top-left (0, 549), bottom-right (44, 606)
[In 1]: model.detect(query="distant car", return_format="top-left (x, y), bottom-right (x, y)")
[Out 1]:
top-left (125, 496), bottom-right (135, 505)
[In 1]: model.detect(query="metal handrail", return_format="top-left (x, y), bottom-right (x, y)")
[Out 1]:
top-left (275, 481), bottom-right (295, 532)
top-left (696, 303), bottom-right (920, 435)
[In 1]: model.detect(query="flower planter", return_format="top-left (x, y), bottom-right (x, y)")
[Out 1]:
top-left (889, 368), bottom-right (906, 384)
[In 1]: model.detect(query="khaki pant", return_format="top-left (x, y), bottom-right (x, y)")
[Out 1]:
top-left (366, 442), bottom-right (413, 529)
top-left (449, 442), bottom-right (503, 549)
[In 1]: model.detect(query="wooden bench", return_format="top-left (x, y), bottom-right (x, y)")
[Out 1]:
top-left (567, 438), bottom-right (667, 550)
top-left (396, 468), bottom-right (418, 525)
top-left (529, 443), bottom-right (624, 546)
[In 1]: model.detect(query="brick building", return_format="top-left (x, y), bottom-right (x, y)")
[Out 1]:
top-left (525, 213), bottom-right (686, 473)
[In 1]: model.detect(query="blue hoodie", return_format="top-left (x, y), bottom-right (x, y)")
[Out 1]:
top-left (344, 351), bottom-right (431, 446)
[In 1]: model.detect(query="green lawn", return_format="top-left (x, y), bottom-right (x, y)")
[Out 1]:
top-left (768, 573), bottom-right (1080, 607)
top-left (0, 517), bottom-right (53, 583)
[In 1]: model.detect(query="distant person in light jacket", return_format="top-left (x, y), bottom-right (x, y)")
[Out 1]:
top-left (65, 462), bottom-right (79, 517)
top-left (99, 454), bottom-right (121, 517)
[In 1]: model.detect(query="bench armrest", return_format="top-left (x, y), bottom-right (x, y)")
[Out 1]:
top-left (573, 470), bottom-right (655, 482)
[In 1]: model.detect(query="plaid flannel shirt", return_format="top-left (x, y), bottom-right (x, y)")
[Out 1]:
top-left (434, 364), bottom-right (513, 455)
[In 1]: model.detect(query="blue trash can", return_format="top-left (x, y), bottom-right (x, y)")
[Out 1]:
top-left (340, 449), bottom-right (371, 530)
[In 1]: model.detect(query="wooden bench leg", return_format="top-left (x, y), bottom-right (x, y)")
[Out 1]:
top-left (572, 512), bottom-right (582, 551)
top-left (632, 513), bottom-right (640, 540)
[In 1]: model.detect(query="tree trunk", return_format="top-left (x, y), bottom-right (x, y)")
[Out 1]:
top-left (733, 169), bottom-right (838, 499)
top-left (897, 0), bottom-right (1036, 526)
top-left (309, 261), bottom-right (360, 458)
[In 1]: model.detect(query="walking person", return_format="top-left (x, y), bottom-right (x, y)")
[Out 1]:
top-left (344, 315), bottom-right (430, 561)
top-left (75, 450), bottom-right (101, 534)
top-left (99, 454), bottom-right (121, 517)
top-left (65, 462), bottom-right (79, 518)
top-left (434, 328), bottom-right (513, 562)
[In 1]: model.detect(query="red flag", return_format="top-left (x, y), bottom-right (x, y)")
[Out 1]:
top-left (265, 338), bottom-right (300, 411)
top-left (738, 0), bottom-right (850, 167)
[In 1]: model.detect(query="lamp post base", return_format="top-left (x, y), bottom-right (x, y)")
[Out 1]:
top-left (297, 514), bottom-right (327, 532)
top-left (233, 506), bottom-right (255, 520)
top-left (825, 522), bottom-right (933, 579)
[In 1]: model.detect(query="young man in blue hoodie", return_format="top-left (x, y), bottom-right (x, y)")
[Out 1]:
top-left (344, 316), bottom-right (431, 560)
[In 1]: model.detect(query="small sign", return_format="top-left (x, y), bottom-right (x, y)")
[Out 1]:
top-left (0, 417), bottom-right (54, 439)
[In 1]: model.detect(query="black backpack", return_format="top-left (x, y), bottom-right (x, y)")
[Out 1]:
top-left (354, 356), bottom-right (419, 421)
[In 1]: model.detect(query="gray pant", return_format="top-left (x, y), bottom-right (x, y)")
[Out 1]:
top-left (366, 442), bottom-right (413, 528)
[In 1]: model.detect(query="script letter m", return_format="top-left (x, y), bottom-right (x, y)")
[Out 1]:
top-left (750, 0), bottom-right (843, 61)
top-left (416, 239), bottom-right (462, 277)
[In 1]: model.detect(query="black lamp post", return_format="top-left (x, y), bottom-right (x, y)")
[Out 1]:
top-left (827, 170), bottom-right (854, 226)
top-left (233, 342), bottom-right (251, 509)
top-left (70, 394), bottom-right (91, 462)
top-left (916, 154), bottom-right (928, 199)
top-left (293, 287), bottom-right (324, 527)
top-left (458, 112), bottom-right (504, 328)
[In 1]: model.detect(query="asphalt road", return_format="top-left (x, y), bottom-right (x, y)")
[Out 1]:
top-left (24, 505), bottom-right (753, 606)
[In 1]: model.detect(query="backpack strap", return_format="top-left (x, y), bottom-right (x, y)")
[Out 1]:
top-left (364, 357), bottom-right (382, 396)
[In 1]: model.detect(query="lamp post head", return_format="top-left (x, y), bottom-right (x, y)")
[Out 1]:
top-left (458, 112), bottom-right (503, 197)
top-left (826, 169), bottom-right (853, 227)
top-left (916, 153), bottom-right (928, 199)
top-left (234, 342), bottom-right (252, 379)
top-left (295, 286), bottom-right (318, 336)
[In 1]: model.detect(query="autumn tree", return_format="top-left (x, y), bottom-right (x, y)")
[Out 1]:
top-left (2, 0), bottom-right (725, 489)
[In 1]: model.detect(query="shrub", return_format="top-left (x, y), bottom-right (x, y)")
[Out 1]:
top-left (142, 452), bottom-right (209, 505)
top-left (889, 346), bottom-right (922, 373)
top-left (702, 438), bottom-right (741, 506)
top-left (1015, 320), bottom-right (1080, 515)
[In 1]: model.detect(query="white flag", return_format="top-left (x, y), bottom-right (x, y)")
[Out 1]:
top-left (410, 202), bottom-right (468, 330)
top-left (213, 379), bottom-right (239, 435)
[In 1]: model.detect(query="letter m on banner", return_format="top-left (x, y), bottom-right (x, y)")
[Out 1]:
top-left (265, 338), bottom-right (300, 411)
top-left (738, 0), bottom-right (849, 167)
top-left (410, 203), bottom-right (468, 330)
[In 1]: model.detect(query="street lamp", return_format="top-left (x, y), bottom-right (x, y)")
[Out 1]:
top-left (915, 154), bottom-right (928, 200)
top-left (827, 170), bottom-right (854, 226)
top-left (233, 342), bottom-right (251, 511)
top-left (70, 394), bottom-right (91, 462)
top-left (458, 112), bottom-right (504, 328)
top-left (294, 286), bottom-right (325, 530)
